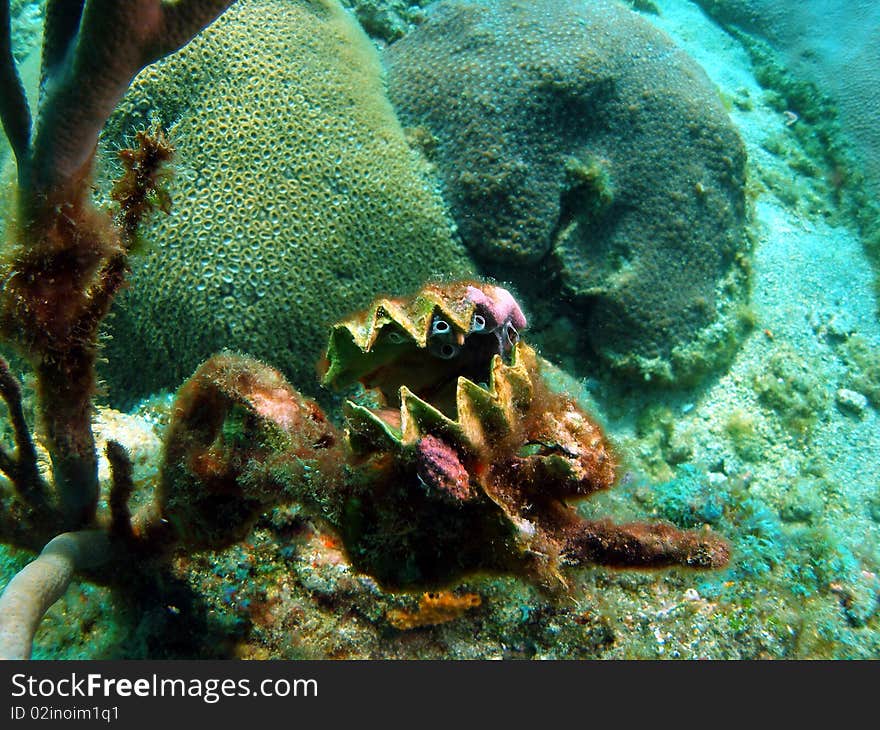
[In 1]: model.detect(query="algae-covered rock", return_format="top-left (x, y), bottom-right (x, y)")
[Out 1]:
top-left (385, 0), bottom-right (750, 384)
top-left (100, 0), bottom-right (473, 402)
top-left (340, 0), bottom-right (432, 43)
top-left (753, 346), bottom-right (829, 436)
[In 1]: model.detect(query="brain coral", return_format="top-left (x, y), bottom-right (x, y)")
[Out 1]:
top-left (384, 0), bottom-right (750, 384)
top-left (98, 0), bottom-right (472, 401)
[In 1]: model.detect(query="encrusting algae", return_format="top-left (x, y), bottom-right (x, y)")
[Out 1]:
top-left (386, 591), bottom-right (482, 630)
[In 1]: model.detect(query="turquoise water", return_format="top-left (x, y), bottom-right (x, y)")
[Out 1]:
top-left (0, 0), bottom-right (879, 659)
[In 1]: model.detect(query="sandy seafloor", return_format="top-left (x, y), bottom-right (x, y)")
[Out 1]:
top-left (1, 0), bottom-right (879, 658)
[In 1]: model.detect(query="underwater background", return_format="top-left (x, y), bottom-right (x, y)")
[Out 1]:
top-left (0, 0), bottom-right (879, 659)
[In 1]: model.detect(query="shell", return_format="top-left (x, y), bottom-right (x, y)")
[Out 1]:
top-left (318, 280), bottom-right (727, 588)
top-left (342, 339), bottom-right (533, 455)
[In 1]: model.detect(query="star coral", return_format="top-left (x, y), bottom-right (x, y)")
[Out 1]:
top-left (99, 0), bottom-right (473, 402)
top-left (385, 0), bottom-right (751, 386)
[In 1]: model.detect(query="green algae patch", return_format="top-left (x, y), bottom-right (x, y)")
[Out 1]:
top-left (838, 335), bottom-right (880, 410)
top-left (753, 346), bottom-right (829, 436)
top-left (724, 408), bottom-right (764, 462)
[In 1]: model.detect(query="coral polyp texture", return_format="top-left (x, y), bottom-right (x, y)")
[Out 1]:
top-left (99, 0), bottom-right (472, 401)
top-left (385, 0), bottom-right (751, 384)
top-left (317, 280), bottom-right (729, 588)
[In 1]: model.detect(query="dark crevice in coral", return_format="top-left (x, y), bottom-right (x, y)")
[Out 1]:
top-left (107, 562), bottom-right (237, 659)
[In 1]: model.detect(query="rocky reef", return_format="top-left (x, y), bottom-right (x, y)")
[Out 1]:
top-left (3, 0), bottom-right (878, 663)
top-left (385, 0), bottom-right (751, 385)
top-left (0, 279), bottom-right (728, 658)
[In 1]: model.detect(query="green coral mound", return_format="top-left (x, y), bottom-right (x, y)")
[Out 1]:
top-left (99, 0), bottom-right (473, 401)
top-left (385, 0), bottom-right (751, 385)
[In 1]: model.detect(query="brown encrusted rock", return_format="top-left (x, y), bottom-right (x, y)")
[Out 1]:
top-left (385, 0), bottom-right (751, 384)
top-left (158, 351), bottom-right (344, 551)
